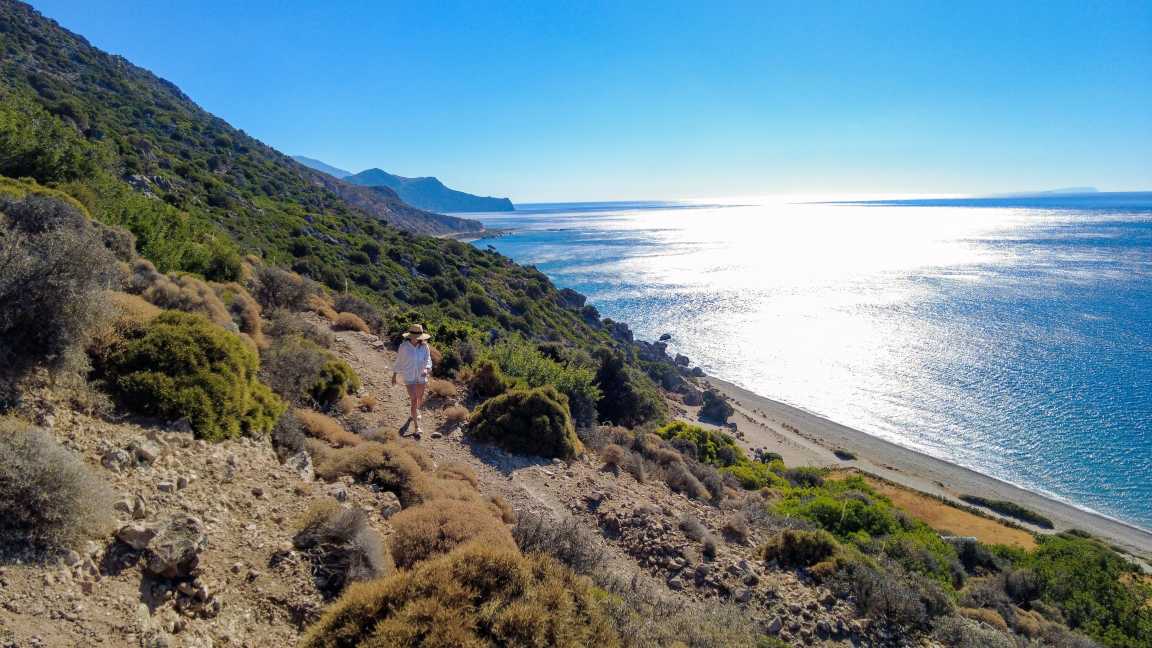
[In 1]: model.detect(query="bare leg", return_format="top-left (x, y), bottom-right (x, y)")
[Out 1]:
top-left (412, 383), bottom-right (427, 419)
top-left (406, 383), bottom-right (419, 426)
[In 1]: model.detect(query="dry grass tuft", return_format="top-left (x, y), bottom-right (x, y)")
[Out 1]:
top-left (435, 463), bottom-right (479, 489)
top-left (0, 418), bottom-right (114, 558)
top-left (425, 378), bottom-right (458, 400)
top-left (388, 499), bottom-right (516, 568)
top-left (295, 409), bottom-right (361, 447)
top-left (301, 543), bottom-right (619, 648)
top-left (600, 443), bottom-right (628, 469)
top-left (307, 294), bottom-right (338, 321)
top-left (335, 395), bottom-right (358, 416)
top-left (332, 312), bottom-right (369, 332)
top-left (442, 403), bottom-right (469, 424)
top-left (487, 494), bottom-right (516, 524)
top-left (293, 499), bottom-right (391, 598)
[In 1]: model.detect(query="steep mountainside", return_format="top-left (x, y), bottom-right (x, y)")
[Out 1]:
top-left (0, 0), bottom-right (679, 410)
top-left (346, 167), bottom-right (515, 213)
top-left (0, 1), bottom-right (479, 236)
top-left (291, 155), bottom-right (351, 179)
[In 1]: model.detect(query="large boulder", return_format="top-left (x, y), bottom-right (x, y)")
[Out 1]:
top-left (145, 515), bottom-right (208, 579)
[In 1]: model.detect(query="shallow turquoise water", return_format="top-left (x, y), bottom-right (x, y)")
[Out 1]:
top-left (469, 194), bottom-right (1152, 530)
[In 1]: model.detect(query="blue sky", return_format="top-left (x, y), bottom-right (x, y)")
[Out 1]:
top-left (31, 0), bottom-right (1152, 202)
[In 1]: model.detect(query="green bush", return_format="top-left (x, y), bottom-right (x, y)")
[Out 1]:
top-left (260, 335), bottom-right (360, 407)
top-left (594, 350), bottom-right (666, 427)
top-left (655, 421), bottom-right (783, 489)
top-left (468, 386), bottom-right (583, 459)
top-left (760, 529), bottom-right (841, 568)
top-left (468, 359), bottom-right (513, 399)
top-left (959, 495), bottom-right (1054, 529)
top-left (1020, 535), bottom-right (1152, 647)
top-left (0, 418), bottom-right (114, 558)
top-left (104, 311), bottom-right (285, 440)
top-left (482, 337), bottom-right (601, 428)
top-left (699, 389), bottom-right (734, 423)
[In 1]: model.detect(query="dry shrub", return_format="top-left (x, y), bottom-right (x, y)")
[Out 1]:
top-left (595, 571), bottom-right (764, 648)
top-left (958, 607), bottom-right (1010, 633)
top-left (932, 616), bottom-right (1018, 648)
top-left (213, 282), bottom-right (265, 348)
top-left (601, 443), bottom-right (628, 469)
top-left (514, 511), bottom-right (605, 575)
top-left (442, 403), bottom-right (469, 424)
top-left (331, 294), bottom-right (384, 332)
top-left (128, 259), bottom-right (231, 326)
top-left (435, 463), bottom-right (478, 489)
top-left (293, 499), bottom-right (391, 599)
top-left (722, 512), bottom-right (751, 544)
top-left (388, 500), bottom-right (515, 568)
top-left (703, 535), bottom-right (718, 559)
top-left (250, 265), bottom-right (317, 311)
top-left (302, 543), bottom-right (619, 648)
top-left (88, 291), bottom-right (161, 360)
top-left (0, 210), bottom-right (119, 381)
top-left (664, 461), bottom-right (709, 500)
top-left (307, 294), bottom-right (338, 321)
top-left (265, 309), bottom-right (334, 348)
top-left (487, 494), bottom-right (516, 524)
top-left (261, 335), bottom-right (360, 407)
top-left (336, 395), bottom-right (358, 416)
top-left (309, 440), bottom-right (429, 506)
top-left (332, 312), bottom-right (369, 332)
top-left (358, 393), bottom-right (377, 412)
top-left (679, 515), bottom-right (708, 542)
top-left (295, 409), bottom-right (361, 447)
top-left (425, 378), bottom-right (457, 400)
top-left (0, 418), bottom-right (114, 558)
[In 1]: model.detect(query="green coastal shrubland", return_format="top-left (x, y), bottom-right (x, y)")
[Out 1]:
top-left (2, 3), bottom-right (1147, 647)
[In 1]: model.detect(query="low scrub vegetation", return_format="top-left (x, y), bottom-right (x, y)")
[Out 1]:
top-left (513, 511), bottom-right (606, 575)
top-left (388, 499), bottom-right (516, 568)
top-left (0, 191), bottom-right (120, 385)
top-left (293, 499), bottom-right (390, 599)
top-left (0, 418), bottom-right (113, 558)
top-left (468, 386), bottom-right (583, 459)
top-left (960, 495), bottom-right (1054, 529)
top-left (102, 311), bottom-right (285, 440)
top-left (301, 543), bottom-right (619, 648)
top-left (260, 335), bottom-right (360, 407)
top-left (698, 388), bottom-right (734, 422)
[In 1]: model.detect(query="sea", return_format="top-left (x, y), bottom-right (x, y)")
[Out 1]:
top-left (464, 193), bottom-right (1152, 531)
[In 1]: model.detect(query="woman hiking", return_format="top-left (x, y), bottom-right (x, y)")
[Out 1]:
top-left (391, 324), bottom-right (433, 438)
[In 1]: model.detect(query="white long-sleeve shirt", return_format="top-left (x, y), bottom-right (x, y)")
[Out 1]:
top-left (393, 341), bottom-right (432, 384)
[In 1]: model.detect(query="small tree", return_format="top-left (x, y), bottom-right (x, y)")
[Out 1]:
top-left (469, 386), bottom-right (582, 459)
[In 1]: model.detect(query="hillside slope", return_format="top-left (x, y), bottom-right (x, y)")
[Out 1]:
top-left (0, 0), bottom-right (479, 236)
top-left (346, 167), bottom-right (515, 213)
top-left (0, 0), bottom-right (680, 403)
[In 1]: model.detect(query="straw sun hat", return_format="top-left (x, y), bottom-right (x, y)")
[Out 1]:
top-left (402, 324), bottom-right (431, 340)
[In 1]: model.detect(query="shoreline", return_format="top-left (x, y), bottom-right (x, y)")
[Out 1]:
top-left (703, 375), bottom-right (1152, 560)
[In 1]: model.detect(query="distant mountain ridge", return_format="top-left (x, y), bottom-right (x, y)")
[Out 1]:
top-left (293, 157), bottom-right (514, 213)
top-left (291, 155), bottom-right (352, 180)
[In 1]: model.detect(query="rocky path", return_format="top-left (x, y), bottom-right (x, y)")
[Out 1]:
top-left (1, 320), bottom-right (860, 648)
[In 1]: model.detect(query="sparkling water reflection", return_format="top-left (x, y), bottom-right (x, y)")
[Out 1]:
top-left (472, 195), bottom-right (1152, 530)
